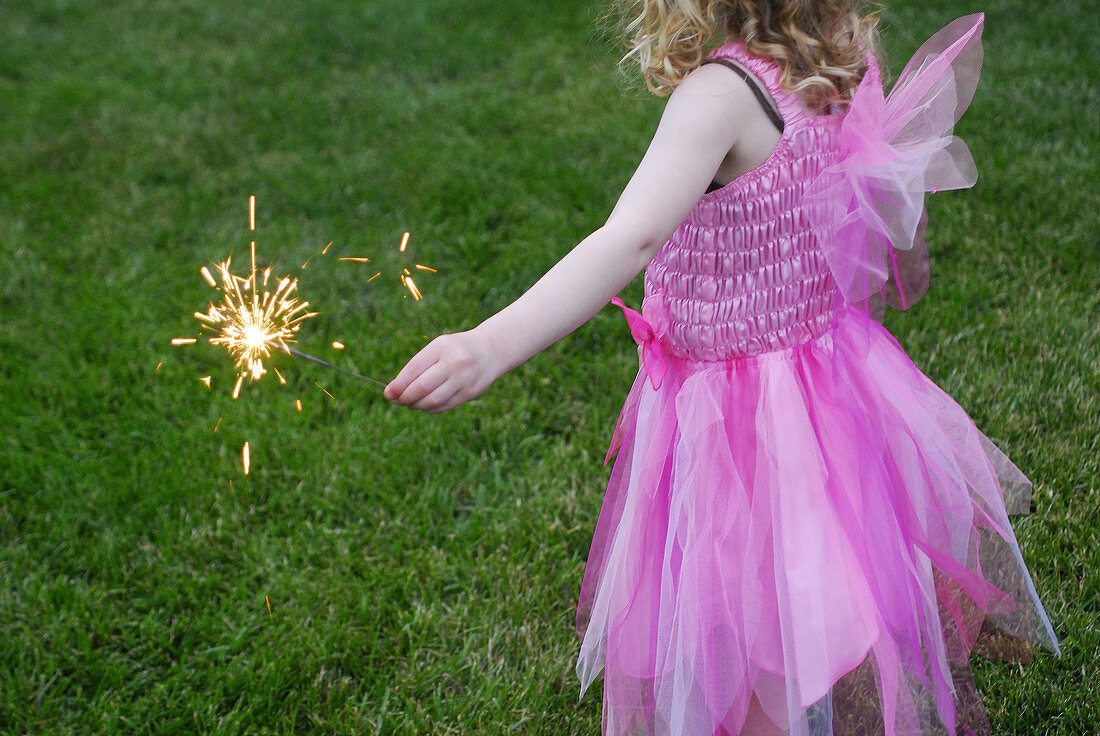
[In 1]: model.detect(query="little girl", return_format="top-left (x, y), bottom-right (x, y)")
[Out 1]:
top-left (384, 1), bottom-right (1058, 733)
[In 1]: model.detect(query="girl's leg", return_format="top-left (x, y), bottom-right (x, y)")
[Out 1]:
top-left (738, 695), bottom-right (789, 736)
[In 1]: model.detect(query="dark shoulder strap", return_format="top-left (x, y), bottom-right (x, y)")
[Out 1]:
top-left (701, 58), bottom-right (785, 133)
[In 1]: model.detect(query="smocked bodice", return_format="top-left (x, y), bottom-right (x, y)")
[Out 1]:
top-left (643, 46), bottom-right (845, 362)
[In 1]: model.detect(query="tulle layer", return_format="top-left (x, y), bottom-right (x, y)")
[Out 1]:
top-left (576, 308), bottom-right (1057, 736)
top-left (807, 14), bottom-right (987, 311)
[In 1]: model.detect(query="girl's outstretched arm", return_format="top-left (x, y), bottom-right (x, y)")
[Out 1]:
top-left (384, 66), bottom-right (759, 412)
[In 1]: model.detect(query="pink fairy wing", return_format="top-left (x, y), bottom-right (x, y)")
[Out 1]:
top-left (808, 14), bottom-right (986, 310)
top-left (893, 13), bottom-right (984, 128)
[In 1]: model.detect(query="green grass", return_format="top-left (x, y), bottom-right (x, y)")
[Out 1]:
top-left (0, 0), bottom-right (1096, 733)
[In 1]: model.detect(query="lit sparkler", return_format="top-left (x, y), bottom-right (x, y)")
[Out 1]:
top-left (170, 195), bottom-right (388, 475)
top-left (174, 196), bottom-right (317, 393)
top-left (174, 196), bottom-right (384, 395)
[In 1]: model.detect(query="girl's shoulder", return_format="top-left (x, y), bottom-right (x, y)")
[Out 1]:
top-left (703, 43), bottom-right (809, 127)
top-left (708, 43), bottom-right (782, 86)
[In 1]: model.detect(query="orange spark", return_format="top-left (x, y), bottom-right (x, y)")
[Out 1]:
top-left (338, 257), bottom-right (371, 262)
top-left (332, 341), bottom-right (345, 349)
top-left (232, 374), bottom-right (244, 399)
top-left (415, 264), bottom-right (437, 273)
top-left (322, 241), bottom-right (333, 255)
top-left (172, 338), bottom-right (197, 345)
top-left (402, 274), bottom-right (424, 301)
top-left (155, 362), bottom-right (163, 371)
top-left (265, 595), bottom-right (272, 616)
top-left (399, 231), bottom-right (410, 252)
top-left (295, 399), bottom-right (303, 411)
top-left (242, 442), bottom-right (251, 474)
top-left (199, 376), bottom-right (212, 388)
top-left (366, 272), bottom-right (381, 282)
top-left (317, 383), bottom-right (336, 400)
top-left (201, 266), bottom-right (217, 287)
top-left (249, 195), bottom-right (256, 231)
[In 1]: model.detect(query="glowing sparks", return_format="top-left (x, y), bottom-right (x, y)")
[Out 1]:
top-left (265, 595), bottom-right (272, 616)
top-left (193, 254), bottom-right (318, 388)
top-left (340, 231), bottom-right (436, 299)
top-left (317, 383), bottom-right (336, 400)
top-left (175, 204), bottom-right (374, 400)
top-left (155, 362), bottom-right (163, 371)
top-left (170, 196), bottom-right (381, 476)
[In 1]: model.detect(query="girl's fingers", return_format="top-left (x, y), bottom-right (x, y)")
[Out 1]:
top-left (410, 380), bottom-right (462, 414)
top-left (385, 340), bottom-right (444, 400)
top-left (391, 359), bottom-right (450, 406)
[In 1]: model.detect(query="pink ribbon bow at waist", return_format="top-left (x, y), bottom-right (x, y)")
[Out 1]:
top-left (611, 296), bottom-right (668, 390)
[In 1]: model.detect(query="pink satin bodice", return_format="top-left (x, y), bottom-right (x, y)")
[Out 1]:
top-left (642, 46), bottom-right (845, 362)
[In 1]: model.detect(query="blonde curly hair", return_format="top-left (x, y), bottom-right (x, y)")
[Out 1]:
top-left (619, 0), bottom-right (879, 109)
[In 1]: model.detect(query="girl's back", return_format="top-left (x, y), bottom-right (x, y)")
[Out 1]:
top-left (645, 42), bottom-right (845, 361)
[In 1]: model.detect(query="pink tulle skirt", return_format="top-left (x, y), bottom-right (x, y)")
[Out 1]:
top-left (576, 307), bottom-right (1057, 736)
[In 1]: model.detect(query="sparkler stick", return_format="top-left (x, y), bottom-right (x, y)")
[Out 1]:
top-left (286, 347), bottom-right (386, 386)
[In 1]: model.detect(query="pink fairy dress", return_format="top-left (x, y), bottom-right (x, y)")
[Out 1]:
top-left (576, 15), bottom-right (1058, 736)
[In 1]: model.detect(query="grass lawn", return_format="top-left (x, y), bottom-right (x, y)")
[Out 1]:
top-left (1, 0), bottom-right (1096, 733)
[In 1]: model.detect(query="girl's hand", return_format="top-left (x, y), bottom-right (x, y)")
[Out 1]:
top-left (383, 329), bottom-right (502, 413)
